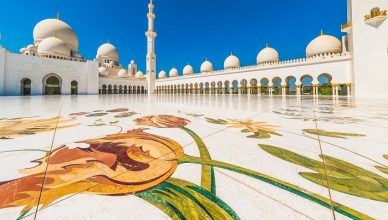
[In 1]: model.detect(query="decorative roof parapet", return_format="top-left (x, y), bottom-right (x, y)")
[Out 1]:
top-left (156, 52), bottom-right (351, 81)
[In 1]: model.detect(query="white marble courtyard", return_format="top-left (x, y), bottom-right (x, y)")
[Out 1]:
top-left (0, 94), bottom-right (387, 219)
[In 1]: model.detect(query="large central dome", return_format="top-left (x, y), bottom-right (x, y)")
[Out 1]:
top-left (33, 19), bottom-right (79, 51)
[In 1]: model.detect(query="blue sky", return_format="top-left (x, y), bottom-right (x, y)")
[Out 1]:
top-left (0, 0), bottom-right (346, 73)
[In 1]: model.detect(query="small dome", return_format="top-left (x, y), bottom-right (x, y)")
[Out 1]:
top-left (33, 18), bottom-right (78, 51)
top-left (130, 59), bottom-right (135, 64)
top-left (118, 69), bottom-right (128, 78)
top-left (20, 48), bottom-right (26, 53)
top-left (257, 46), bottom-right (279, 64)
top-left (224, 54), bottom-right (240, 70)
top-left (201, 60), bottom-right (213, 73)
top-left (183, 64), bottom-right (194, 75)
top-left (37, 37), bottom-right (70, 57)
top-left (97, 43), bottom-right (119, 61)
top-left (135, 71), bottom-right (144, 79)
top-left (159, 70), bottom-right (167, 78)
top-left (27, 44), bottom-right (35, 49)
top-left (169, 67), bottom-right (179, 77)
top-left (306, 33), bottom-right (342, 57)
top-left (99, 67), bottom-right (108, 76)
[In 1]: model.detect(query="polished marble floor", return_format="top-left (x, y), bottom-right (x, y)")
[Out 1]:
top-left (0, 94), bottom-right (387, 220)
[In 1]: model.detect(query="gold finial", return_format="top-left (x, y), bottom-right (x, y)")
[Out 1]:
top-left (107, 38), bottom-right (110, 43)
top-left (56, 11), bottom-right (60, 20)
top-left (266, 43), bottom-right (269, 48)
top-left (230, 51), bottom-right (233, 55)
top-left (320, 29), bottom-right (324, 36)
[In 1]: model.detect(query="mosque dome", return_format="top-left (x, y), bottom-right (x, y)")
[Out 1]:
top-left (37, 37), bottom-right (70, 58)
top-left (99, 67), bottom-right (108, 77)
top-left (257, 46), bottom-right (279, 64)
top-left (306, 32), bottom-right (342, 57)
top-left (27, 44), bottom-right (35, 49)
top-left (33, 18), bottom-right (78, 51)
top-left (118, 69), bottom-right (128, 78)
top-left (169, 67), bottom-right (179, 77)
top-left (159, 70), bottom-right (167, 78)
top-left (20, 48), bottom-right (26, 53)
top-left (183, 64), bottom-right (194, 75)
top-left (96, 43), bottom-right (119, 61)
top-left (135, 71), bottom-right (144, 79)
top-left (201, 60), bottom-right (213, 73)
top-left (224, 54), bottom-right (240, 70)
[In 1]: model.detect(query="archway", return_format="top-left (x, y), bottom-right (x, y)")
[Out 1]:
top-left (21, 78), bottom-right (32, 96)
top-left (102, 85), bottom-right (107, 94)
top-left (44, 75), bottom-right (61, 95)
top-left (301, 75), bottom-right (313, 95)
top-left (250, 79), bottom-right (258, 94)
top-left (210, 82), bottom-right (216, 94)
top-left (286, 76), bottom-right (297, 95)
top-left (260, 78), bottom-right (269, 94)
top-left (205, 82), bottom-right (210, 94)
top-left (119, 85), bottom-right (123, 94)
top-left (124, 85), bottom-right (128, 94)
top-left (232, 80), bottom-right (239, 94)
top-left (224, 81), bottom-right (230, 94)
top-left (318, 73), bottom-right (332, 95)
top-left (108, 85), bottom-right (112, 94)
top-left (199, 83), bottom-right (204, 94)
top-left (141, 86), bottom-right (145, 94)
top-left (217, 81), bottom-right (223, 94)
top-left (240, 79), bottom-right (248, 94)
top-left (272, 77), bottom-right (282, 95)
top-left (71, 81), bottom-right (78, 95)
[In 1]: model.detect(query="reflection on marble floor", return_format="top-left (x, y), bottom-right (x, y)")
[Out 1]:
top-left (0, 94), bottom-right (387, 220)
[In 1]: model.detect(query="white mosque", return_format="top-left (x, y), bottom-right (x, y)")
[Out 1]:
top-left (0, 0), bottom-right (387, 97)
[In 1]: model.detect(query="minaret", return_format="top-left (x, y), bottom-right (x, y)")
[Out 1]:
top-left (145, 0), bottom-right (157, 94)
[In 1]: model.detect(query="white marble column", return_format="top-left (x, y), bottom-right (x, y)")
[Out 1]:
top-left (346, 84), bottom-right (351, 97)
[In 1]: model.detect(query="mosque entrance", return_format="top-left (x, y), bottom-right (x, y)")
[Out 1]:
top-left (21, 79), bottom-right (32, 96)
top-left (71, 81), bottom-right (78, 95)
top-left (44, 76), bottom-right (61, 95)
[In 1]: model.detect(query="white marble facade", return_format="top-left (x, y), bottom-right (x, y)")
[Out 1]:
top-left (0, 0), bottom-right (387, 97)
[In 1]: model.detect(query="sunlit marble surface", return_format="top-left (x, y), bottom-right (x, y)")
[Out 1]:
top-left (0, 94), bottom-right (387, 220)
